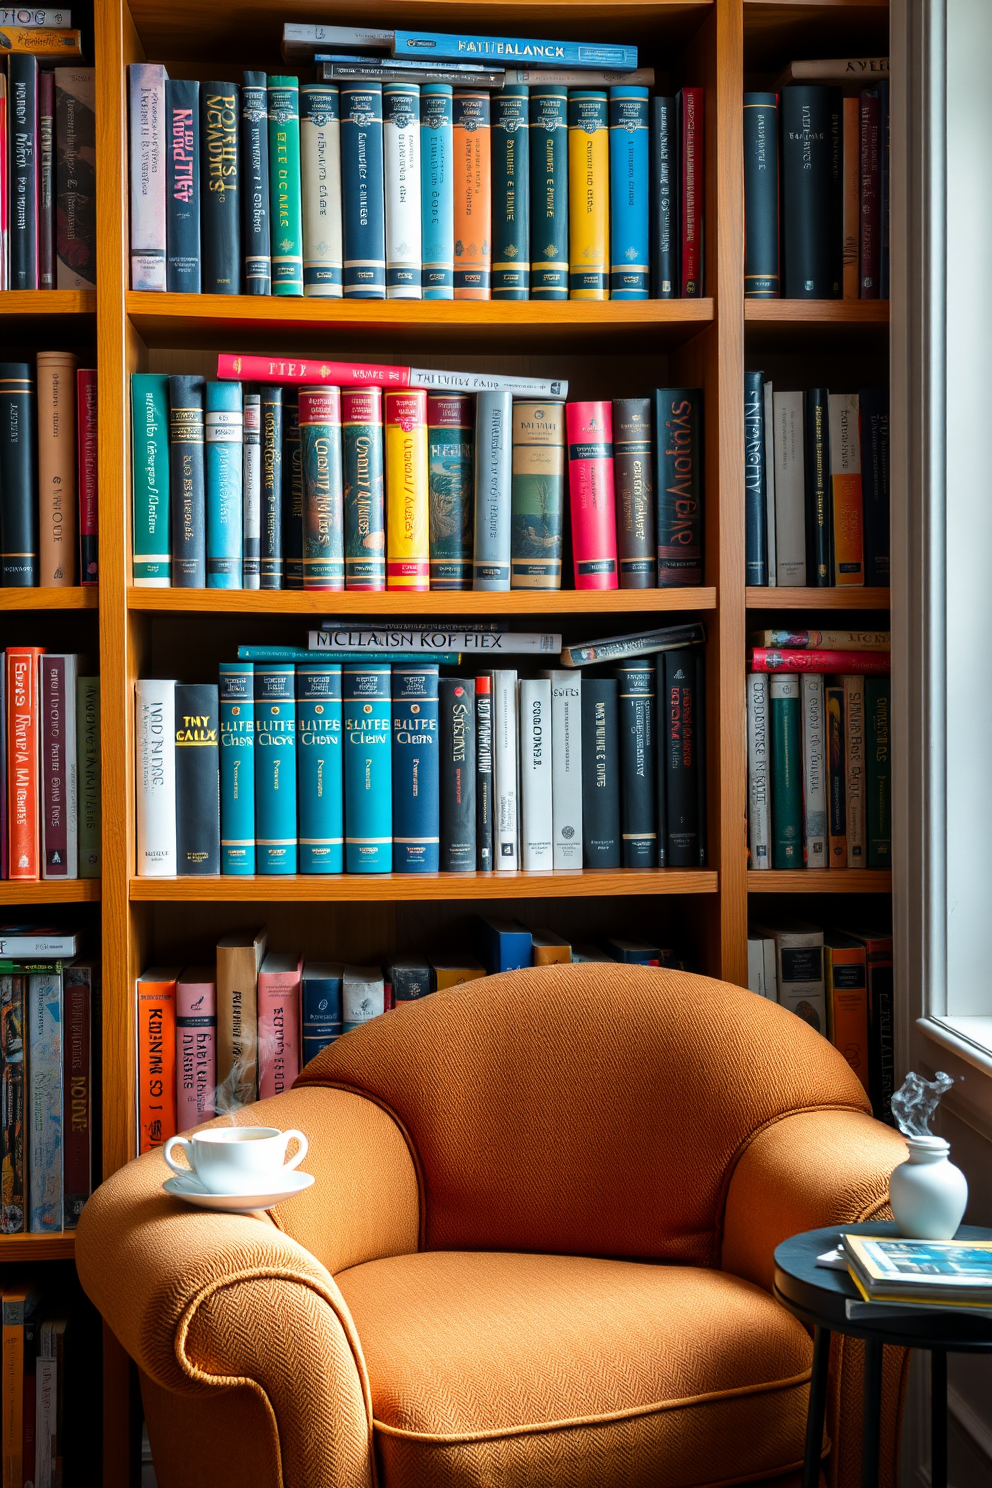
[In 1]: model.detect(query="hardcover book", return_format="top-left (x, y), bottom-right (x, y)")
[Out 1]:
top-left (241, 71), bottom-right (271, 293)
top-left (567, 90), bottom-right (608, 299)
top-left (743, 93), bottom-right (779, 298)
top-left (428, 393), bottom-right (474, 589)
top-left (0, 973), bottom-right (25, 1232)
top-left (801, 673), bottom-right (828, 869)
top-left (76, 366), bottom-right (98, 583)
top-left (843, 673), bottom-right (866, 867)
top-left (36, 352), bottom-right (76, 584)
top-left (7, 649), bottom-right (43, 880)
top-left (452, 89), bottom-right (491, 298)
top-left (165, 78), bottom-right (200, 292)
top-left (0, 364), bottom-right (38, 586)
top-left (301, 961), bottom-right (343, 1064)
top-left (76, 675), bottom-right (100, 877)
top-left (566, 400), bottom-right (617, 589)
top-left (510, 400), bottom-right (564, 590)
top-left (472, 390), bottom-right (513, 590)
top-left (341, 82), bottom-right (386, 297)
top-left (393, 30), bottom-right (637, 71)
top-left (296, 662), bottom-right (343, 873)
top-left (430, 955), bottom-right (485, 988)
top-left (174, 683), bottom-right (220, 875)
top-left (826, 684), bottom-right (847, 865)
top-left (751, 919), bottom-right (826, 1032)
top-left (176, 967), bottom-right (216, 1129)
top-left (343, 664), bottom-right (392, 872)
top-left (608, 85), bottom-right (649, 299)
top-left (616, 660), bottom-right (657, 868)
top-left (385, 390), bottom-right (430, 590)
top-left (613, 397), bottom-right (655, 588)
top-left (491, 670), bottom-right (520, 870)
top-left (772, 390), bottom-right (806, 585)
top-left (475, 674), bottom-right (494, 870)
top-left (205, 381), bottom-right (244, 588)
top-left (580, 677), bottom-right (620, 868)
top-left (560, 620), bottom-right (705, 669)
top-left (744, 371), bottom-right (767, 585)
top-left (529, 84), bottom-right (568, 299)
top-left (746, 671), bottom-right (770, 869)
top-left (27, 971), bottom-right (62, 1231)
top-left (865, 676), bottom-right (891, 870)
top-left (216, 928), bottom-right (266, 1111)
top-left (8, 55), bottom-right (39, 288)
top-left (492, 84), bottom-right (529, 298)
top-left (478, 916), bottom-right (532, 973)
top-left (662, 649), bottom-right (704, 867)
top-left (136, 967), bottom-right (178, 1151)
top-left (859, 387), bottom-right (889, 586)
top-left (254, 665), bottom-right (297, 874)
top-left (342, 388), bottom-right (387, 589)
top-left (200, 81), bottom-right (240, 293)
top-left (242, 390), bottom-right (261, 586)
top-left (679, 87), bottom-right (704, 296)
top-left (130, 373), bottom-right (171, 586)
top-left (824, 932), bottom-right (869, 1091)
top-left (299, 386), bottom-right (344, 590)
top-left (219, 661), bottom-right (255, 876)
top-left (168, 374), bottom-right (207, 587)
top-left (392, 664), bottom-right (440, 873)
top-left (769, 673), bottom-right (802, 869)
top-left (282, 393), bottom-right (304, 588)
top-left (439, 677), bottom-right (476, 872)
top-left (804, 387), bottom-right (832, 586)
top-left (268, 76), bottom-right (303, 295)
top-left (40, 653), bottom-right (78, 879)
top-left (649, 96), bottom-right (676, 298)
top-left (300, 83), bottom-right (343, 297)
top-left (54, 66), bottom-right (95, 289)
top-left (781, 86), bottom-right (841, 298)
top-left (258, 952), bottom-right (302, 1098)
top-left (260, 385), bottom-right (284, 588)
top-left (420, 84), bottom-right (454, 298)
top-left (63, 960), bottom-right (95, 1224)
top-left (540, 669), bottom-right (582, 869)
top-left (128, 62), bottom-right (167, 290)
top-left (135, 677), bottom-right (177, 875)
top-left (342, 964), bottom-right (386, 1032)
top-left (518, 676), bottom-right (553, 869)
top-left (383, 80), bottom-right (422, 298)
top-left (384, 954), bottom-right (433, 1004)
top-left (828, 392), bottom-right (864, 585)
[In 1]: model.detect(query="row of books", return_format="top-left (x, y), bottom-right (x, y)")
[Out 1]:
top-left (131, 369), bottom-right (703, 591)
top-left (0, 356), bottom-right (97, 588)
top-left (2, 650), bottom-right (101, 881)
top-left (747, 917), bottom-right (892, 1121)
top-left (744, 78), bottom-right (889, 300)
top-left (2, 1279), bottom-right (81, 1488)
top-left (0, 58), bottom-right (94, 292)
top-left (745, 380), bottom-right (888, 589)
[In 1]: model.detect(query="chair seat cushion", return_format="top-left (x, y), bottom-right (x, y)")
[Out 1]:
top-left (335, 1250), bottom-right (815, 1488)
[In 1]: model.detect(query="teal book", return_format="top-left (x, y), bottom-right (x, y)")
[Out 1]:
top-left (283, 393), bottom-right (304, 588)
top-left (219, 661), bottom-right (255, 875)
top-left (299, 386), bottom-right (344, 590)
top-left (427, 393), bottom-right (474, 590)
top-left (391, 664), bottom-right (440, 873)
top-left (770, 673), bottom-right (802, 869)
top-left (131, 373), bottom-right (171, 586)
top-left (27, 970), bottom-right (63, 1233)
top-left (205, 381), bottom-right (244, 588)
top-left (492, 84), bottom-right (529, 299)
top-left (254, 663), bottom-right (297, 874)
top-left (76, 675), bottom-right (101, 878)
top-left (865, 677), bottom-right (891, 870)
top-left (420, 84), bottom-right (453, 299)
top-left (528, 85), bottom-right (568, 298)
top-left (609, 86), bottom-right (649, 299)
top-left (297, 663), bottom-right (343, 873)
top-left (268, 76), bottom-right (304, 295)
top-left (342, 388), bottom-right (386, 589)
top-left (343, 664), bottom-right (392, 873)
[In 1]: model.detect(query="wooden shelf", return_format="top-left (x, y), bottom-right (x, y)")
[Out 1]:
top-left (0, 880), bottom-right (100, 904)
top-left (745, 300), bottom-right (889, 326)
top-left (746, 587), bottom-right (891, 609)
top-left (0, 290), bottom-right (95, 317)
top-left (130, 870), bottom-right (718, 902)
top-left (0, 1232), bottom-right (75, 1261)
top-left (128, 587), bottom-right (717, 615)
top-left (0, 587), bottom-right (98, 610)
top-left (748, 870), bottom-right (892, 893)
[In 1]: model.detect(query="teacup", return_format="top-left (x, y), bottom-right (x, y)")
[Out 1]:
top-left (163, 1126), bottom-right (308, 1195)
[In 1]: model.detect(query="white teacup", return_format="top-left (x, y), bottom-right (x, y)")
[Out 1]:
top-left (163, 1126), bottom-right (309, 1195)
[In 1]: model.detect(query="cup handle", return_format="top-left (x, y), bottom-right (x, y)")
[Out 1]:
top-left (163, 1135), bottom-right (193, 1179)
top-left (282, 1130), bottom-right (309, 1171)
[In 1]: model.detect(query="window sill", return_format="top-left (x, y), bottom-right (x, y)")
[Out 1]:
top-left (918, 1015), bottom-right (992, 1077)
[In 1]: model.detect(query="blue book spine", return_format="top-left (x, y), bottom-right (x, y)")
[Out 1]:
top-left (343, 664), bottom-right (392, 872)
top-left (391, 664), bottom-right (440, 873)
top-left (242, 71), bottom-right (271, 294)
top-left (168, 375), bottom-right (206, 587)
top-left (420, 84), bottom-right (453, 299)
top-left (239, 647), bottom-right (460, 664)
top-left (302, 970), bottom-right (343, 1064)
top-left (528, 86), bottom-right (568, 298)
top-left (254, 664), bottom-right (297, 874)
top-left (28, 971), bottom-right (63, 1232)
top-left (472, 390), bottom-right (512, 590)
top-left (165, 79), bottom-right (201, 292)
top-left (492, 85), bottom-right (529, 299)
top-left (219, 661), bottom-right (255, 875)
top-left (609, 86), bottom-right (649, 300)
top-left (205, 381), bottom-right (244, 588)
top-left (650, 96), bottom-right (676, 299)
top-left (296, 663), bottom-right (343, 874)
top-left (478, 917), bottom-right (532, 973)
top-left (341, 84), bottom-right (386, 298)
top-left (200, 81), bottom-right (242, 294)
top-left (392, 31), bottom-right (638, 71)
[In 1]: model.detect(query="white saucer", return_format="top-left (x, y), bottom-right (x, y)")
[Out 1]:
top-left (163, 1170), bottom-right (315, 1214)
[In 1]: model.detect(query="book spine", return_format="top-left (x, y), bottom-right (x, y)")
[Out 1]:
top-left (746, 671), bottom-right (770, 869)
top-left (216, 936), bottom-right (264, 1111)
top-left (581, 677), bottom-right (620, 867)
top-left (475, 674), bottom-right (493, 870)
top-left (40, 654), bottom-right (76, 878)
top-left (341, 387), bottom-right (386, 589)
top-left (0, 670), bottom-right (6, 880)
top-left (774, 931), bottom-right (826, 1030)
top-left (763, 378), bottom-right (776, 585)
top-left (510, 399), bottom-right (564, 590)
top-left (38, 68), bottom-right (53, 287)
top-left (540, 670), bottom-right (582, 868)
top-left (219, 661), bottom-right (255, 875)
top-left (27, 970), bottom-right (62, 1231)
top-left (130, 372), bottom-right (170, 586)
top-left (756, 628), bottom-right (890, 652)
top-left (176, 975), bottom-right (217, 1126)
top-left (9, 55), bottom-right (38, 287)
top-left (528, 85), bottom-right (568, 299)
top-left (560, 622), bottom-right (703, 668)
top-left (300, 83), bottom-right (343, 298)
top-left (826, 683), bottom-right (847, 865)
top-left (254, 664), bottom-right (297, 874)
top-left (199, 81), bottom-right (240, 292)
top-left (492, 83), bottom-right (529, 299)
top-left (169, 374), bottom-right (206, 587)
top-left (825, 945), bottom-right (869, 1090)
top-left (0, 973), bottom-right (24, 1230)
top-left (76, 367), bottom-right (98, 582)
top-left (137, 975), bottom-right (177, 1151)
top-left (420, 84), bottom-right (453, 298)
top-left (1, 77), bottom-right (7, 293)
top-left (801, 672), bottom-right (828, 868)
top-left (283, 393), bottom-right (303, 588)
top-left (257, 963), bottom-right (301, 1098)
top-left (36, 350), bottom-right (76, 585)
top-left (241, 72), bottom-right (271, 294)
top-left (299, 386), bottom-right (344, 590)
top-left (609, 85), bottom-right (649, 299)
top-left (743, 370), bottom-right (766, 585)
top-left (268, 76), bottom-right (303, 295)
top-left (612, 396), bottom-right (655, 588)
top-left (452, 89), bottom-right (491, 298)
top-left (242, 391), bottom-right (261, 587)
top-left (165, 78), bottom-right (201, 292)
top-left (128, 62), bottom-right (167, 290)
top-left (296, 662), bottom-right (343, 873)
top-left (743, 92), bottom-right (779, 298)
top-left (341, 83), bottom-right (385, 298)
top-left (174, 683), bottom-right (220, 874)
top-left (567, 90), bottom-right (608, 299)
top-left (76, 675), bottom-right (100, 877)
top-left (393, 30), bottom-right (637, 70)
top-left (439, 677), bottom-right (475, 871)
top-left (616, 661), bottom-right (657, 868)
top-left (383, 81), bottom-right (421, 299)
top-left (302, 972), bottom-right (342, 1063)
top-left (343, 664), bottom-right (391, 872)
top-left (205, 380), bottom-right (243, 588)
top-left (859, 88), bottom-right (881, 299)
top-left (217, 352), bottom-right (566, 398)
top-left (0, 363), bottom-right (37, 586)
top-left (865, 676), bottom-right (890, 869)
top-left (566, 400), bottom-right (617, 589)
top-left (843, 673), bottom-right (866, 867)
top-left (259, 385), bottom-right (284, 588)
top-left (342, 966), bottom-right (385, 1032)
top-left (492, 669), bottom-right (519, 869)
top-left (472, 389), bottom-right (512, 591)
top-left (782, 86), bottom-right (842, 298)
top-left (385, 389), bottom-right (429, 590)
top-left (805, 387), bottom-right (832, 586)
top-left (649, 95), bottom-right (676, 298)
top-left (320, 59), bottom-right (503, 86)
top-left (859, 387), bottom-right (889, 585)
top-left (662, 649), bottom-right (702, 867)
top-left (6, 648), bottom-right (42, 880)
top-left (773, 390), bottom-right (806, 584)
top-left (391, 664), bottom-right (440, 872)
top-left (769, 672), bottom-right (802, 868)
top-left (62, 963), bottom-right (92, 1223)
top-left (282, 21), bottom-right (393, 58)
top-left (751, 647), bottom-right (890, 676)
top-left (679, 87), bottom-right (704, 296)
top-left (518, 677), bottom-right (553, 868)
top-left (428, 393), bottom-right (473, 589)
top-left (842, 95), bottom-right (859, 299)
top-left (828, 391), bottom-right (864, 585)
top-left (654, 388), bottom-right (703, 587)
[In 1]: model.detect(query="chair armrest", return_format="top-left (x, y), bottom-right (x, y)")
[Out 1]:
top-left (720, 1107), bottom-right (908, 1292)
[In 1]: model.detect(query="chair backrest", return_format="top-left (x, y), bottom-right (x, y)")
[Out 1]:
top-left (298, 964), bottom-right (870, 1264)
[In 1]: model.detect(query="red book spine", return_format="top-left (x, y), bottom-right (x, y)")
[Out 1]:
top-left (750, 647), bottom-right (890, 675)
top-left (217, 353), bottom-right (411, 389)
top-left (680, 87), bottom-right (704, 298)
top-left (137, 973), bottom-right (177, 1154)
top-left (6, 648), bottom-right (43, 880)
top-left (63, 964), bottom-right (92, 1226)
top-left (566, 401), bottom-right (617, 590)
top-left (40, 654), bottom-right (68, 878)
top-left (77, 368), bottom-right (98, 584)
top-left (859, 90), bottom-right (881, 300)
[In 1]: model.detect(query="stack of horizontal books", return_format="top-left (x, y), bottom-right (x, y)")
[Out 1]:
top-left (842, 1234), bottom-right (992, 1320)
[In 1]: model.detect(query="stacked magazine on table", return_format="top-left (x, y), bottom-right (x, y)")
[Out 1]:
top-left (842, 1235), bottom-right (992, 1321)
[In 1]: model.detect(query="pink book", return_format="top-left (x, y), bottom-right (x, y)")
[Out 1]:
top-left (77, 369), bottom-right (98, 584)
top-left (566, 401), bottom-right (618, 590)
top-left (680, 86), bottom-right (704, 297)
top-left (176, 966), bottom-right (217, 1130)
top-left (258, 952), bottom-right (303, 1099)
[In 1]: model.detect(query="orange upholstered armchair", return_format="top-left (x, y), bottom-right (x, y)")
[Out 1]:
top-left (77, 965), bottom-right (909, 1488)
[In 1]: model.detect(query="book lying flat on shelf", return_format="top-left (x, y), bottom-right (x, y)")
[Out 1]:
top-left (843, 1234), bottom-right (992, 1306)
top-left (310, 628), bottom-right (561, 654)
top-left (217, 354), bottom-right (566, 399)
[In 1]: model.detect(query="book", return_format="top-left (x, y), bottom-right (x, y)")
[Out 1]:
top-left (268, 76), bottom-right (303, 295)
top-left (0, 8), bottom-right (73, 23)
top-left (750, 647), bottom-right (889, 675)
top-left (393, 31), bottom-right (638, 72)
top-left (606, 938), bottom-right (666, 965)
top-left (859, 89), bottom-right (881, 298)
top-left (746, 933), bottom-right (777, 998)
top-left (842, 95), bottom-right (859, 298)
top-left (301, 961), bottom-right (343, 1064)
top-left (769, 673), bottom-right (802, 869)
top-left (241, 646), bottom-right (459, 665)
top-left (828, 392), bottom-right (863, 585)
top-left (299, 386), bottom-right (344, 590)
top-left (63, 959), bottom-right (96, 1227)
top-left (217, 353), bottom-right (567, 399)
top-left (844, 1235), bottom-right (992, 1308)
top-left (509, 67), bottom-right (654, 86)
top-left (6, 648), bottom-right (43, 880)
top-left (654, 388), bottom-right (703, 587)
top-left (300, 83), bottom-right (343, 298)
top-left (492, 669), bottom-right (519, 870)
top-left (215, 928), bottom-right (266, 1112)
top-left (136, 967), bottom-right (178, 1152)
top-left (2, 1285), bottom-right (39, 1486)
top-left (8, 55), bottom-right (38, 288)
top-left (200, 82), bottom-right (242, 288)
top-left (205, 381), bottom-right (243, 588)
top-left (777, 58), bottom-right (890, 87)
top-left (824, 931), bottom-right (869, 1091)
top-left (282, 23), bottom-right (393, 62)
top-left (452, 89), bottom-right (491, 298)
top-left (319, 57), bottom-right (503, 89)
top-left (343, 664), bottom-right (391, 872)
top-left (168, 374), bottom-right (206, 587)
top-left (175, 966), bottom-right (216, 1129)
top-left (531, 930), bottom-right (571, 965)
top-left (439, 677), bottom-right (475, 872)
top-left (259, 385), bottom-right (284, 588)
top-left (518, 676), bottom-right (553, 869)
top-left (130, 373), bottom-right (171, 586)
top-left (282, 392), bottom-right (304, 589)
top-left (384, 954), bottom-right (432, 1006)
top-left (341, 965), bottom-right (385, 1032)
top-left (846, 929), bottom-right (893, 1121)
top-left (801, 673), bottom-right (828, 869)
top-left (54, 66), bottom-right (95, 289)
top-left (613, 397), bottom-right (655, 588)
top-left (174, 683), bottom-right (220, 875)
top-left (253, 664), bottom-right (296, 875)
top-left (679, 87), bottom-right (704, 296)
top-left (781, 87), bottom-right (841, 298)
top-left (258, 953), bottom-right (302, 1099)
top-left (763, 379), bottom-right (776, 585)
top-left (529, 84), bottom-right (568, 299)
top-left (540, 670), bottom-right (582, 869)
top-left (772, 391), bottom-right (805, 584)
top-left (0, 364), bottom-right (37, 586)
top-left (342, 387), bottom-right (386, 589)
top-left (340, 82), bottom-right (385, 298)
top-left (0, 23), bottom-right (77, 51)
top-left (753, 628), bottom-right (890, 651)
top-left (744, 370), bottom-right (766, 585)
top-left (428, 393), bottom-right (473, 589)
top-left (420, 84), bottom-right (453, 299)
top-left (743, 93), bottom-right (779, 297)
top-left (492, 84), bottom-right (529, 299)
top-left (865, 676), bottom-right (890, 870)
top-left (567, 90), bottom-right (608, 299)
top-left (74, 676), bottom-right (99, 878)
top-left (859, 388), bottom-right (889, 585)
top-left (843, 673), bottom-right (866, 868)
top-left (385, 389), bottom-right (429, 590)
top-left (165, 78), bottom-right (200, 292)
top-left (581, 676), bottom-right (620, 868)
top-left (40, 653), bottom-right (77, 879)
top-left (510, 399), bottom-right (564, 590)
top-left (218, 661), bottom-right (254, 875)
top-left (649, 95), bottom-right (676, 298)
top-left (616, 661), bottom-right (657, 868)
top-left (296, 662), bottom-right (343, 874)
top-left (0, 668), bottom-right (6, 879)
top-left (477, 916), bottom-right (532, 973)
top-left (241, 390), bottom-right (261, 587)
top-left (753, 919), bottom-right (826, 1032)
top-left (241, 71), bottom-right (271, 294)
top-left (804, 387), bottom-right (832, 586)
top-left (609, 85), bottom-right (649, 299)
top-left (472, 389), bottom-right (512, 590)
top-left (391, 664), bottom-right (440, 873)
top-left (566, 400), bottom-right (617, 589)
top-left (475, 674), bottom-right (493, 871)
top-left (0, 927), bottom-right (77, 955)
top-left (826, 684), bottom-right (847, 866)
top-left (383, 80), bottom-right (421, 298)
top-left (0, 973), bottom-right (25, 1233)
top-left (662, 649), bottom-right (704, 867)
top-left (430, 955), bottom-right (485, 988)
top-left (560, 620), bottom-right (705, 668)
top-left (76, 367), bottom-right (98, 583)
top-left (128, 63), bottom-right (167, 291)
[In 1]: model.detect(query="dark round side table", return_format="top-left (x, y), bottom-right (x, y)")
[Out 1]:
top-left (774, 1222), bottom-right (992, 1488)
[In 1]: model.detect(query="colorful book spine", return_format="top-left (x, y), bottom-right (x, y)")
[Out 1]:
top-left (580, 676), bottom-right (620, 867)
top-left (612, 397), bottom-right (655, 588)
top-left (343, 664), bottom-right (392, 872)
top-left (130, 372), bottom-right (170, 586)
top-left (301, 963), bottom-right (343, 1064)
top-left (529, 84), bottom-right (568, 299)
top-left (282, 394), bottom-right (304, 589)
top-left (420, 84), bottom-right (454, 298)
top-left (63, 960), bottom-right (95, 1223)
top-left (76, 675), bottom-right (100, 877)
top-left (492, 669), bottom-right (518, 869)
top-left (826, 684), bottom-right (847, 866)
top-left (472, 389), bottom-right (512, 591)
top-left (744, 370), bottom-right (766, 585)
top-left (654, 388), bottom-right (703, 587)
top-left (257, 954), bottom-right (302, 1098)
top-left (865, 676), bottom-right (890, 869)
top-left (300, 83), bottom-right (343, 297)
top-left (299, 386), bottom-right (344, 590)
top-left (391, 664), bottom-right (440, 873)
top-left (205, 381), bottom-right (243, 588)
top-left (40, 653), bottom-right (77, 879)
top-left (135, 678), bottom-right (176, 876)
top-left (165, 78), bottom-right (200, 292)
top-left (805, 387), bottom-right (832, 586)
top-left (27, 970), bottom-right (62, 1231)
top-left (268, 76), bottom-right (303, 295)
top-left (743, 93), bottom-right (779, 298)
top-left (679, 87), bottom-right (704, 296)
top-left (341, 83), bottom-right (385, 297)
top-left (452, 89), bottom-right (491, 298)
top-left (76, 367), bottom-right (98, 584)
top-left (36, 350), bottom-right (76, 585)
top-left (567, 90), bottom-right (608, 299)
top-left (217, 353), bottom-right (567, 398)
top-left (219, 661), bottom-right (255, 875)
top-left (296, 662), bottom-right (343, 873)
top-left (6, 648), bottom-right (43, 880)
top-left (663, 650), bottom-right (704, 867)
top-left (475, 674), bottom-right (494, 870)
top-left (260, 385), bottom-right (284, 588)
top-left (824, 935), bottom-right (869, 1091)
top-left (649, 95), bottom-right (676, 298)
top-left (439, 677), bottom-right (476, 871)
top-left (385, 389), bottom-right (429, 590)
top-left (242, 390), bottom-right (261, 587)
top-left (616, 660), bottom-right (657, 867)
top-left (383, 81), bottom-right (421, 298)
top-left (200, 81), bottom-right (241, 293)
top-left (168, 374), bottom-right (206, 587)
top-left (174, 683), bottom-right (220, 874)
top-left (540, 669), bottom-right (583, 868)
top-left (609, 85), bottom-right (649, 299)
top-left (54, 65), bottom-right (97, 291)
top-left (746, 670), bottom-right (770, 869)
top-left (241, 71), bottom-right (271, 294)
top-left (176, 968), bottom-right (217, 1128)
top-left (128, 62), bottom-right (167, 290)
top-left (342, 388), bottom-right (386, 589)
top-left (0, 972), bottom-right (25, 1231)
top-left (859, 88), bottom-right (881, 299)
top-left (518, 676), bottom-right (553, 868)
top-left (843, 673), bottom-right (866, 868)
top-left (801, 673), bottom-right (828, 869)
top-left (428, 393), bottom-right (474, 589)
top-left (510, 399), bottom-right (564, 590)
top-left (828, 391), bottom-right (864, 585)
top-left (9, 55), bottom-right (39, 288)
top-left (254, 664), bottom-right (297, 874)
top-left (751, 647), bottom-right (890, 675)
top-left (566, 400), bottom-right (617, 589)
top-left (392, 31), bottom-right (638, 70)
top-left (492, 83), bottom-right (529, 299)
top-left (769, 673), bottom-right (802, 868)
top-left (0, 364), bottom-right (38, 586)
top-left (859, 387), bottom-right (889, 586)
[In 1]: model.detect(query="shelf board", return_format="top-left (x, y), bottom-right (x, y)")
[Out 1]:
top-left (0, 880), bottom-right (100, 903)
top-left (748, 870), bottom-right (891, 893)
top-left (745, 300), bottom-right (888, 325)
top-left (0, 586), bottom-right (98, 610)
top-left (0, 290), bottom-right (95, 317)
top-left (744, 298), bottom-right (889, 350)
top-left (128, 587), bottom-right (717, 615)
top-left (746, 587), bottom-right (890, 609)
top-left (130, 870), bottom-right (718, 902)
top-left (0, 1232), bottom-right (75, 1261)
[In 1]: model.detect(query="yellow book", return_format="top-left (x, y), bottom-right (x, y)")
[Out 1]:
top-left (567, 90), bottom-right (609, 301)
top-left (531, 929), bottom-right (572, 965)
top-left (430, 956), bottom-right (486, 990)
top-left (385, 390), bottom-right (430, 590)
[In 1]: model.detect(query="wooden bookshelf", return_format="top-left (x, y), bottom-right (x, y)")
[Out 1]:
top-left (0, 1232), bottom-right (76, 1261)
top-left (0, 587), bottom-right (99, 610)
top-left (747, 871), bottom-right (892, 894)
top-left (0, 290), bottom-right (95, 317)
top-left (0, 880), bottom-right (101, 904)
top-left (745, 587), bottom-right (891, 609)
top-left (129, 870), bottom-right (719, 902)
top-left (127, 587), bottom-right (718, 615)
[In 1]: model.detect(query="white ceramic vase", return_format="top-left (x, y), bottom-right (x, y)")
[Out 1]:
top-left (889, 1136), bottom-right (969, 1240)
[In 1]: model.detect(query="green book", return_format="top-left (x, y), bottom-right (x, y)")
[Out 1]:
top-left (130, 373), bottom-right (171, 586)
top-left (770, 673), bottom-right (802, 869)
top-left (268, 76), bottom-right (304, 296)
top-left (865, 677), bottom-right (891, 869)
top-left (510, 400), bottom-right (564, 589)
top-left (76, 676), bottom-right (101, 878)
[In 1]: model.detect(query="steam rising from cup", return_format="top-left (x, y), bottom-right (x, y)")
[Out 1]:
top-left (890, 1070), bottom-right (955, 1138)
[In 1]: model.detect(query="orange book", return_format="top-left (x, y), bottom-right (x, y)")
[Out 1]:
top-left (430, 956), bottom-right (486, 990)
top-left (2, 1284), bottom-right (38, 1488)
top-left (6, 647), bottom-right (44, 880)
top-left (36, 351), bottom-right (78, 585)
top-left (824, 933), bottom-right (869, 1092)
top-left (136, 968), bottom-right (179, 1154)
top-left (531, 930), bottom-right (572, 966)
top-left (841, 98), bottom-right (860, 300)
top-left (452, 91), bottom-right (491, 300)
top-left (827, 393), bottom-right (864, 585)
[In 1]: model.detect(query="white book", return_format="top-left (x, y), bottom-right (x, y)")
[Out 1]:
top-left (135, 678), bottom-right (177, 876)
top-left (342, 965), bottom-right (386, 1029)
top-left (384, 83), bottom-right (422, 299)
top-left (40, 653), bottom-right (78, 879)
top-left (746, 672), bottom-right (771, 870)
top-left (505, 67), bottom-right (655, 86)
top-left (301, 85), bottom-right (344, 299)
top-left (763, 938), bottom-right (778, 1000)
top-left (492, 670), bottom-right (519, 870)
top-left (751, 918), bottom-right (827, 1032)
top-left (311, 627), bottom-right (561, 654)
top-left (242, 392), bottom-right (261, 589)
top-left (1, 6), bottom-right (70, 19)
top-left (801, 674), bottom-right (828, 869)
top-left (540, 669), bottom-right (582, 869)
top-left (843, 674), bottom-right (866, 867)
top-left (773, 391), bottom-right (806, 585)
top-left (763, 380), bottom-right (776, 585)
top-left (282, 22), bottom-right (393, 62)
top-left (127, 63), bottom-right (167, 291)
top-left (747, 936), bottom-right (767, 996)
top-left (777, 56), bottom-right (889, 87)
top-left (518, 678), bottom-right (553, 870)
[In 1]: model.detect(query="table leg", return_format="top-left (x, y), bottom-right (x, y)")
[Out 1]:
top-left (931, 1350), bottom-right (948, 1488)
top-left (803, 1326), bottom-right (831, 1488)
top-left (860, 1338), bottom-right (883, 1488)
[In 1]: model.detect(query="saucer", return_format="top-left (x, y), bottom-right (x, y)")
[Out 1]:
top-left (163, 1170), bottom-right (315, 1214)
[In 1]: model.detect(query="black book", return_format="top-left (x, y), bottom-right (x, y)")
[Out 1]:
top-left (439, 677), bottom-right (476, 873)
top-left (781, 86), bottom-right (841, 299)
top-left (654, 387), bottom-right (703, 588)
top-left (168, 374), bottom-right (206, 587)
top-left (165, 79), bottom-right (201, 293)
top-left (174, 683), bottom-right (220, 874)
top-left (282, 394), bottom-right (304, 589)
top-left (580, 677), bottom-right (621, 869)
top-left (612, 398), bottom-right (655, 590)
top-left (662, 649), bottom-right (702, 868)
top-left (615, 661), bottom-right (657, 869)
top-left (200, 81), bottom-right (241, 294)
top-left (804, 387), bottom-right (832, 586)
top-left (475, 679), bottom-right (493, 871)
top-left (241, 72), bottom-right (271, 295)
top-left (0, 364), bottom-right (37, 587)
top-left (260, 385), bottom-right (284, 589)
top-left (744, 371), bottom-right (767, 585)
top-left (859, 388), bottom-right (889, 586)
top-left (8, 56), bottom-right (39, 290)
top-left (695, 651), bottom-right (707, 866)
top-left (649, 96), bottom-right (676, 299)
top-left (743, 92), bottom-right (779, 298)
top-left (384, 954), bottom-right (433, 1005)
